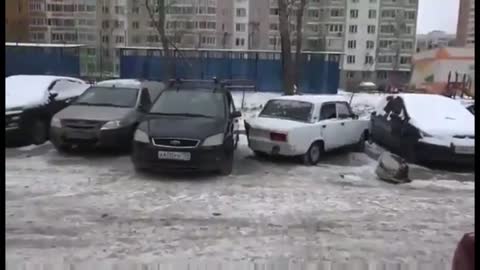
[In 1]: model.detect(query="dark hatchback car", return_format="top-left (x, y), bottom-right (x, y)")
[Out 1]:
top-left (6, 75), bottom-right (89, 146)
top-left (370, 94), bottom-right (474, 165)
top-left (50, 79), bottom-right (165, 152)
top-left (131, 81), bottom-right (241, 175)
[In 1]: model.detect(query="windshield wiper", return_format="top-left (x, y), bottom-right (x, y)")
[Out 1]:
top-left (150, 112), bottom-right (213, 118)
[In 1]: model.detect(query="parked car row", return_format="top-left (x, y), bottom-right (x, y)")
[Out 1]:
top-left (6, 75), bottom-right (475, 174)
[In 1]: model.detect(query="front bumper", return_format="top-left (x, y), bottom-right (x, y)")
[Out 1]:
top-left (50, 126), bottom-right (133, 149)
top-left (415, 142), bottom-right (474, 165)
top-left (131, 141), bottom-right (226, 172)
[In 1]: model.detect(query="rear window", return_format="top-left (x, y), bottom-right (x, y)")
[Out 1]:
top-left (74, 87), bottom-right (139, 108)
top-left (260, 100), bottom-right (313, 122)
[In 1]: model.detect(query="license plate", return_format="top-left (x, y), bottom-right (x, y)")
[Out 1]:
top-left (68, 131), bottom-right (95, 139)
top-left (157, 151), bottom-right (191, 161)
top-left (454, 145), bottom-right (474, 154)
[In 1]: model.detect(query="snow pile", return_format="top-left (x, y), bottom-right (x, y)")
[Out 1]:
top-left (5, 75), bottom-right (88, 110)
top-left (338, 90), bottom-right (386, 119)
top-left (96, 79), bottom-right (141, 88)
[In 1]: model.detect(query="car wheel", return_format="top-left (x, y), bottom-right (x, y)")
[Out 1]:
top-left (303, 142), bottom-right (322, 165)
top-left (31, 120), bottom-right (48, 145)
top-left (354, 132), bottom-right (366, 152)
top-left (219, 152), bottom-right (234, 175)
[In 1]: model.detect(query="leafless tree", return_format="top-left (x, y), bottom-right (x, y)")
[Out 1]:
top-left (294, 0), bottom-right (307, 89)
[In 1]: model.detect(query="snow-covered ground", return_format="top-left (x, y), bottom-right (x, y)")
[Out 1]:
top-left (5, 139), bottom-right (474, 268)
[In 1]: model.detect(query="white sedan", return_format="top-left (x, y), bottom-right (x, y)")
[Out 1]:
top-left (245, 95), bottom-right (370, 165)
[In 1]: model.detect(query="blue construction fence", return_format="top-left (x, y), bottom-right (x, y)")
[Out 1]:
top-left (5, 44), bottom-right (81, 77)
top-left (119, 49), bottom-right (341, 94)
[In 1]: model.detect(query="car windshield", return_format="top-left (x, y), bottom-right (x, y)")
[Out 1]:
top-left (149, 89), bottom-right (226, 119)
top-left (260, 100), bottom-right (313, 122)
top-left (74, 87), bottom-right (139, 108)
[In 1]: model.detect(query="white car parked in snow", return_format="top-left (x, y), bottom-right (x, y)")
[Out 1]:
top-left (244, 95), bottom-right (370, 165)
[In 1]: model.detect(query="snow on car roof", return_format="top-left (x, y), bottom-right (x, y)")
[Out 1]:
top-left (6, 75), bottom-right (86, 110)
top-left (96, 79), bottom-right (142, 88)
top-left (271, 94), bottom-right (348, 104)
top-left (399, 93), bottom-right (474, 136)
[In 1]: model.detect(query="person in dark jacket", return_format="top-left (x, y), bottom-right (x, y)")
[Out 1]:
top-left (452, 232), bottom-right (474, 270)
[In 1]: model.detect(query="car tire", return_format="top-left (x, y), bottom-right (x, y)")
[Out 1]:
top-left (31, 120), bottom-right (48, 145)
top-left (302, 142), bottom-right (322, 165)
top-left (219, 152), bottom-right (234, 175)
top-left (354, 132), bottom-right (367, 152)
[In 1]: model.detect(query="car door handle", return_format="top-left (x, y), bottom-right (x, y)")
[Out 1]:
top-left (322, 125), bottom-right (326, 128)
top-left (341, 123), bottom-right (345, 126)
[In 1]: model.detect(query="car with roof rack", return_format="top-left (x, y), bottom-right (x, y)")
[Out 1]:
top-left (244, 94), bottom-right (369, 165)
top-left (49, 79), bottom-right (165, 152)
top-left (131, 79), bottom-right (242, 175)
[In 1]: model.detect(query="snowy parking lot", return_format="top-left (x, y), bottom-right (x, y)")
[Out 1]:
top-left (5, 137), bottom-right (474, 268)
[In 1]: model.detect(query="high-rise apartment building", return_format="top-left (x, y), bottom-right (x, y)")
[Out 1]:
top-left (416, 31), bottom-right (456, 52)
top-left (6, 0), bottom-right (30, 42)
top-left (456, 0), bottom-right (475, 47)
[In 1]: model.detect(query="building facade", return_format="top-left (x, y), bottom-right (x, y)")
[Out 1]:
top-left (456, 0), bottom-right (475, 47)
top-left (416, 31), bottom-right (456, 52)
top-left (6, 0), bottom-right (30, 42)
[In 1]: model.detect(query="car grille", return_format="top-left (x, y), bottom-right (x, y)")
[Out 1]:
top-left (61, 119), bottom-right (105, 130)
top-left (152, 138), bottom-right (200, 148)
top-left (5, 114), bottom-right (21, 128)
top-left (453, 135), bottom-right (475, 139)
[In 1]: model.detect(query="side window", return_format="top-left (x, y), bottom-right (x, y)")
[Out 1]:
top-left (336, 102), bottom-right (351, 119)
top-left (319, 103), bottom-right (336, 120)
top-left (140, 88), bottom-right (152, 106)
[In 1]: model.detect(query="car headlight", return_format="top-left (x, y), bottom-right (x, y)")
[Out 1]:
top-left (51, 117), bottom-right (62, 128)
top-left (101, 120), bottom-right (121, 130)
top-left (202, 133), bottom-right (224, 146)
top-left (133, 129), bottom-right (149, 143)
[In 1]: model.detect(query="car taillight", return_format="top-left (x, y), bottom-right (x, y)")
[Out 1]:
top-left (270, 132), bottom-right (287, 142)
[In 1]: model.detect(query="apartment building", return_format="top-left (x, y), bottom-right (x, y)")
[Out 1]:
top-left (456, 0), bottom-right (475, 47)
top-left (6, 0), bottom-right (30, 42)
top-left (416, 31), bottom-right (456, 52)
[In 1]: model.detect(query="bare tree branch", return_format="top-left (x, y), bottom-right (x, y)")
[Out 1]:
top-left (294, 0), bottom-right (306, 88)
top-left (278, 0), bottom-right (295, 95)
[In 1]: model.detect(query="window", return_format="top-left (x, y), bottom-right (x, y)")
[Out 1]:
top-left (115, 6), bottom-right (125, 15)
top-left (308, 9), bottom-right (319, 18)
top-left (329, 24), bottom-right (343, 33)
top-left (347, 55), bottom-right (356, 64)
top-left (379, 40), bottom-right (396, 48)
top-left (346, 71), bottom-right (355, 78)
top-left (402, 41), bottom-right (413, 49)
top-left (270, 8), bottom-right (279, 15)
top-left (380, 25), bottom-right (395, 33)
top-left (351, 0), bottom-right (359, 2)
top-left (330, 8), bottom-right (344, 17)
top-left (336, 103), bottom-right (351, 119)
top-left (366, 40), bottom-right (374, 49)
top-left (102, 20), bottom-right (109, 29)
top-left (378, 71), bottom-right (387, 79)
top-left (132, 35), bottom-right (141, 44)
top-left (236, 23), bottom-right (246, 32)
top-left (370, 0), bottom-right (377, 2)
top-left (102, 35), bottom-right (109, 43)
top-left (350, 9), bottom-right (358, 18)
top-left (261, 100), bottom-right (313, 122)
top-left (405, 11), bottom-right (416, 20)
top-left (202, 36), bottom-right (216, 45)
top-left (400, 56), bottom-right (411, 64)
top-left (102, 6), bottom-right (109, 14)
top-left (365, 55), bottom-right (374, 64)
top-left (347, 40), bottom-right (356, 49)
top-left (115, 35), bottom-right (125, 44)
top-left (349, 25), bottom-right (358, 33)
top-left (320, 103), bottom-right (336, 120)
top-left (378, 55), bottom-right (393, 63)
top-left (270, 23), bottom-right (278, 30)
top-left (132, 21), bottom-right (139, 29)
top-left (132, 7), bottom-right (139, 14)
top-left (367, 25), bottom-right (376, 34)
top-left (236, 8), bottom-right (246, 17)
top-left (368, 10), bottom-right (376, 19)
top-left (269, 37), bottom-right (277, 46)
top-left (381, 10), bottom-right (396, 18)
top-left (235, 38), bottom-right (245, 46)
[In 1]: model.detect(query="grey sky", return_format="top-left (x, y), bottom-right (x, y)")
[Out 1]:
top-left (417, 0), bottom-right (459, 34)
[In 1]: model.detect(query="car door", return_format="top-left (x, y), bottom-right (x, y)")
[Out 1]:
top-left (226, 92), bottom-right (240, 149)
top-left (335, 102), bottom-right (358, 145)
top-left (372, 96), bottom-right (394, 146)
top-left (318, 102), bottom-right (344, 151)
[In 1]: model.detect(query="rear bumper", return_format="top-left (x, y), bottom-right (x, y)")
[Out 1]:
top-left (50, 126), bottom-right (133, 149)
top-left (247, 137), bottom-right (300, 156)
top-left (415, 142), bottom-right (474, 165)
top-left (131, 141), bottom-right (226, 172)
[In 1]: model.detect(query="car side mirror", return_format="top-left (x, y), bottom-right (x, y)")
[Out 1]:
top-left (352, 114), bottom-right (359, 120)
top-left (231, 111), bottom-right (242, 118)
top-left (371, 111), bottom-right (377, 116)
top-left (49, 92), bottom-right (59, 100)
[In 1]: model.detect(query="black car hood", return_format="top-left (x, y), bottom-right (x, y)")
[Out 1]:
top-left (56, 105), bottom-right (133, 121)
top-left (146, 116), bottom-right (225, 139)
